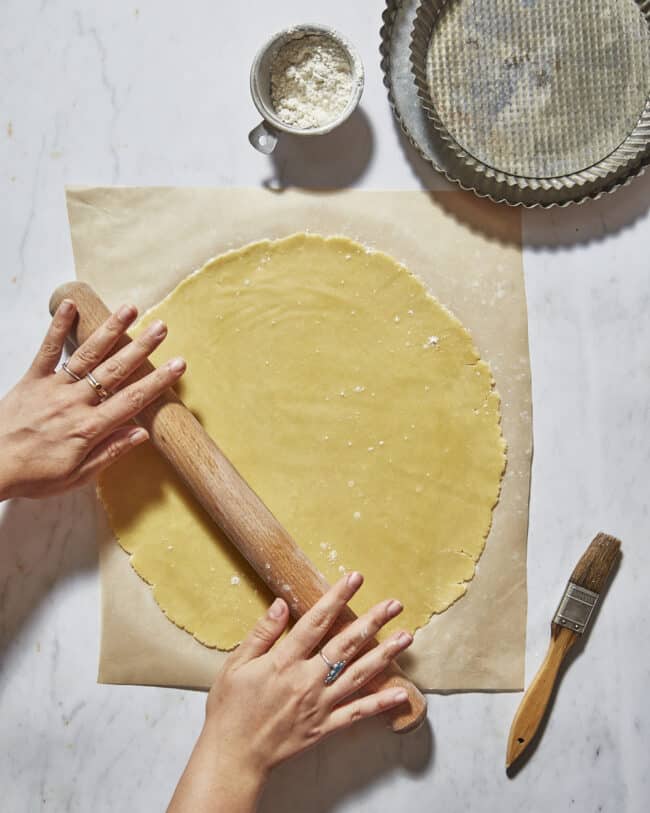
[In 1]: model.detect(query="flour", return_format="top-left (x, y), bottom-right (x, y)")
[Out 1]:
top-left (270, 34), bottom-right (354, 129)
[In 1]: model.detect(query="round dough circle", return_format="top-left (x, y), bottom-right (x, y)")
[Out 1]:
top-left (99, 234), bottom-right (506, 649)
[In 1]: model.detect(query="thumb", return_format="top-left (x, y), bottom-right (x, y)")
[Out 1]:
top-left (235, 598), bottom-right (289, 662)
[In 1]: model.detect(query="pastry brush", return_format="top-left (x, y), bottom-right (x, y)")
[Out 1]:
top-left (506, 532), bottom-right (621, 769)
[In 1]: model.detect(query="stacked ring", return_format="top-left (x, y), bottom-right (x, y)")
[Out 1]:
top-left (61, 359), bottom-right (82, 382)
top-left (85, 371), bottom-right (111, 401)
top-left (60, 360), bottom-right (111, 401)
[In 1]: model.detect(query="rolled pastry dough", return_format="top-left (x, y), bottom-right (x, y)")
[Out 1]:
top-left (99, 234), bottom-right (506, 649)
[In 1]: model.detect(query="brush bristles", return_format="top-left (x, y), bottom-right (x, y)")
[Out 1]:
top-left (570, 532), bottom-right (621, 594)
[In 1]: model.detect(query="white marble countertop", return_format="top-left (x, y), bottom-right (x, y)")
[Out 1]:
top-left (1, 2), bottom-right (649, 811)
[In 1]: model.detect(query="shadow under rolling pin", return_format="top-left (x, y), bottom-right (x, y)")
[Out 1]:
top-left (50, 281), bottom-right (427, 734)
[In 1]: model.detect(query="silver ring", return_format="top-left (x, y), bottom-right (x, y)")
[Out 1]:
top-left (319, 649), bottom-right (347, 686)
top-left (85, 371), bottom-right (111, 401)
top-left (61, 359), bottom-right (82, 382)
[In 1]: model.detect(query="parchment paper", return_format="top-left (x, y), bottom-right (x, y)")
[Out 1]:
top-left (66, 187), bottom-right (531, 692)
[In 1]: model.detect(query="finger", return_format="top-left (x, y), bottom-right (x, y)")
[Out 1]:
top-left (71, 426), bottom-right (149, 486)
top-left (29, 299), bottom-right (77, 377)
top-left (325, 630), bottom-right (412, 705)
top-left (234, 598), bottom-right (290, 663)
top-left (88, 319), bottom-right (168, 396)
top-left (278, 572), bottom-right (364, 660)
top-left (62, 304), bottom-right (137, 381)
top-left (94, 357), bottom-right (186, 433)
top-left (316, 598), bottom-right (403, 670)
top-left (321, 687), bottom-right (410, 736)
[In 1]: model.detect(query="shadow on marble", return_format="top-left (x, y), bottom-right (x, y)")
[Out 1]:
top-left (506, 551), bottom-right (622, 779)
top-left (259, 714), bottom-right (433, 812)
top-left (262, 107), bottom-right (374, 191)
top-left (0, 488), bottom-right (96, 660)
top-left (392, 117), bottom-right (650, 249)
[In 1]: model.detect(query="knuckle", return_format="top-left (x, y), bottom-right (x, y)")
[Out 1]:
top-left (377, 603), bottom-right (391, 625)
top-left (352, 668), bottom-right (368, 689)
top-left (252, 623), bottom-right (273, 645)
top-left (124, 388), bottom-right (145, 411)
top-left (380, 692), bottom-right (396, 710)
top-left (39, 341), bottom-right (60, 359)
top-left (77, 420), bottom-right (101, 441)
top-left (270, 654), bottom-right (288, 676)
top-left (105, 439), bottom-right (125, 461)
top-left (104, 357), bottom-right (125, 378)
top-left (51, 321), bottom-right (69, 340)
top-left (136, 333), bottom-right (156, 352)
top-left (349, 705), bottom-right (364, 723)
top-left (158, 366), bottom-right (176, 386)
top-left (76, 346), bottom-right (101, 366)
top-left (309, 605), bottom-right (334, 632)
top-left (298, 685), bottom-right (320, 709)
top-left (106, 316), bottom-right (124, 335)
top-left (382, 642), bottom-right (397, 662)
top-left (341, 635), bottom-right (360, 659)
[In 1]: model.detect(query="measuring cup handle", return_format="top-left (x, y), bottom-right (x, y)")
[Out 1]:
top-left (248, 121), bottom-right (279, 154)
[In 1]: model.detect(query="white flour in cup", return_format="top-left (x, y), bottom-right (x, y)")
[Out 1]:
top-left (270, 34), bottom-right (355, 129)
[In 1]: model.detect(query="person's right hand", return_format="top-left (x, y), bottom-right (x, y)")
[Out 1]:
top-left (168, 573), bottom-right (414, 813)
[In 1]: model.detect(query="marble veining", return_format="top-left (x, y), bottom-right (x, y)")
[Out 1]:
top-left (1, 1), bottom-right (649, 811)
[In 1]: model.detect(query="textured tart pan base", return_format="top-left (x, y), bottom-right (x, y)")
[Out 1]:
top-left (411, 0), bottom-right (650, 190)
top-left (380, 0), bottom-right (650, 207)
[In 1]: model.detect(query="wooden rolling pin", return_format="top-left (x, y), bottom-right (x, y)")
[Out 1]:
top-left (50, 282), bottom-right (427, 733)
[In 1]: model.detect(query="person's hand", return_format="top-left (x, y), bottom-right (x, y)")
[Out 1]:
top-left (168, 573), bottom-right (413, 813)
top-left (0, 298), bottom-right (185, 500)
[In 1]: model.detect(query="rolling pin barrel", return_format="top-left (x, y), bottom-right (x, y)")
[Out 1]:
top-left (50, 282), bottom-right (427, 733)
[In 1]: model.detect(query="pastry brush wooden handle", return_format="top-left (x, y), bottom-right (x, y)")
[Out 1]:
top-left (506, 625), bottom-right (576, 767)
top-left (50, 282), bottom-right (427, 734)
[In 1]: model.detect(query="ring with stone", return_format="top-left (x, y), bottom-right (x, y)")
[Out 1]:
top-left (319, 648), bottom-right (347, 686)
top-left (85, 371), bottom-right (111, 401)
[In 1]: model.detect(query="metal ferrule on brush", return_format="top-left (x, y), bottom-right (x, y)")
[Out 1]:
top-left (553, 582), bottom-right (599, 634)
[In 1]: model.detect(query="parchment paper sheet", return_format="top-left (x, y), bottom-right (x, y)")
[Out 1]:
top-left (66, 187), bottom-right (531, 692)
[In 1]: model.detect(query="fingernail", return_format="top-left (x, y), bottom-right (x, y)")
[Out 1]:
top-left (386, 599), bottom-right (402, 618)
top-left (268, 598), bottom-right (284, 618)
top-left (149, 320), bottom-right (167, 339)
top-left (117, 304), bottom-right (136, 323)
top-left (347, 571), bottom-right (363, 590)
top-left (128, 428), bottom-right (148, 445)
top-left (393, 690), bottom-right (408, 703)
top-left (168, 357), bottom-right (186, 373)
top-left (60, 299), bottom-right (75, 315)
top-left (396, 632), bottom-right (412, 647)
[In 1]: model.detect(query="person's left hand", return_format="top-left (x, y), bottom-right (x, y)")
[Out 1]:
top-left (0, 298), bottom-right (186, 500)
top-left (168, 573), bottom-right (414, 813)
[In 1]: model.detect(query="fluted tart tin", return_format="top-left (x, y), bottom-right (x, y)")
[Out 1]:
top-left (380, 0), bottom-right (650, 207)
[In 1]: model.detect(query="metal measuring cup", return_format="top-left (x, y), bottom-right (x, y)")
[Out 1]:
top-left (248, 24), bottom-right (365, 154)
